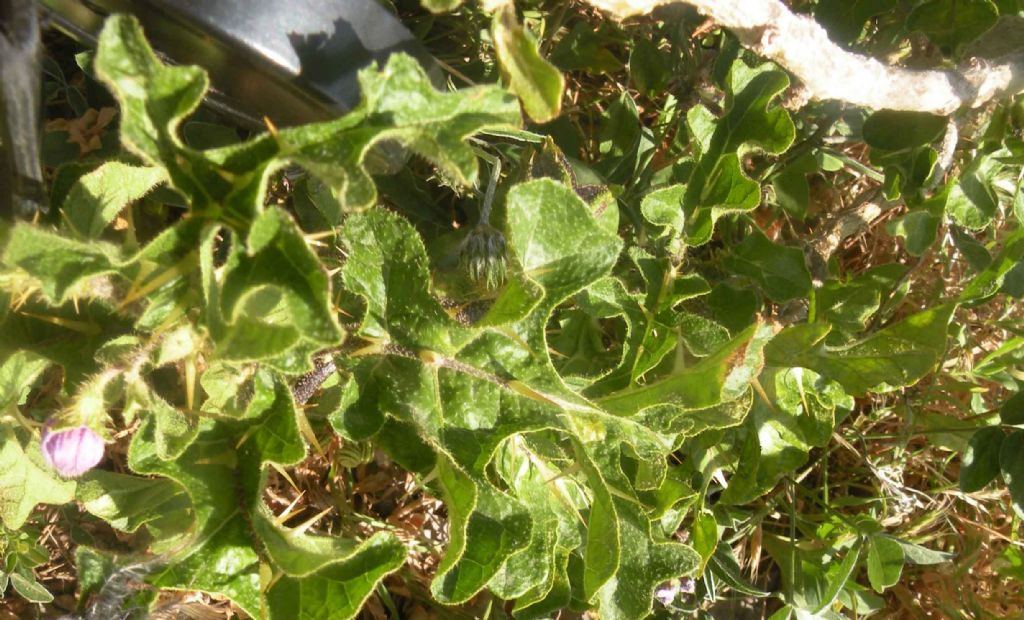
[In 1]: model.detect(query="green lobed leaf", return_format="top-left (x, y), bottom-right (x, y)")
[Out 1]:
top-left (335, 208), bottom-right (567, 601)
top-left (93, 15), bottom-right (219, 206)
top-left (125, 375), bottom-right (404, 619)
top-left (592, 499), bottom-right (700, 620)
top-left (94, 13), bottom-right (521, 224)
top-left (278, 54), bottom-right (521, 211)
top-left (489, 435), bottom-right (584, 601)
top-left (682, 62), bottom-right (795, 245)
top-left (127, 417), bottom-right (262, 616)
top-left (333, 179), bottom-right (719, 616)
top-left (15, 8), bottom-right (1018, 618)
top-left (212, 207), bottom-right (344, 370)
top-left (764, 304), bottom-right (955, 396)
top-left (430, 459), bottom-right (533, 604)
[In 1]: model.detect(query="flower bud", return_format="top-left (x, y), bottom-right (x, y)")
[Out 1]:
top-left (40, 424), bottom-right (105, 477)
top-left (460, 223), bottom-right (508, 290)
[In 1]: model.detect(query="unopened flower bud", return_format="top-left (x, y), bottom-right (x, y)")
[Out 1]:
top-left (40, 424), bottom-right (105, 477)
top-left (460, 223), bottom-right (508, 290)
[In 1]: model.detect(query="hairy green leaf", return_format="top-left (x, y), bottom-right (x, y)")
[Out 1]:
top-left (62, 162), bottom-right (167, 239)
top-left (765, 304), bottom-right (954, 396)
top-left (0, 424), bottom-right (76, 529)
top-left (2, 223), bottom-right (116, 303)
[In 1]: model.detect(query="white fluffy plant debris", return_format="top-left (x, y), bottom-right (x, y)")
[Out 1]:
top-left (585, 0), bottom-right (1024, 114)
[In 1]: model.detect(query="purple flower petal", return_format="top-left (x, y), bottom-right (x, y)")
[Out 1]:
top-left (679, 576), bottom-right (696, 594)
top-left (41, 425), bottom-right (105, 477)
top-left (654, 581), bottom-right (680, 605)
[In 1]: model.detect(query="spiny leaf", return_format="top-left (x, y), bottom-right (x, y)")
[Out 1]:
top-left (2, 223), bottom-right (117, 303)
top-left (62, 162), bottom-right (167, 239)
top-left (278, 54), bottom-right (521, 211)
top-left (94, 15), bottom-right (220, 205)
top-left (94, 14), bottom-right (520, 221)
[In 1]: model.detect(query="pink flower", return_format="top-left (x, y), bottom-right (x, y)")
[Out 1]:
top-left (40, 425), bottom-right (105, 477)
